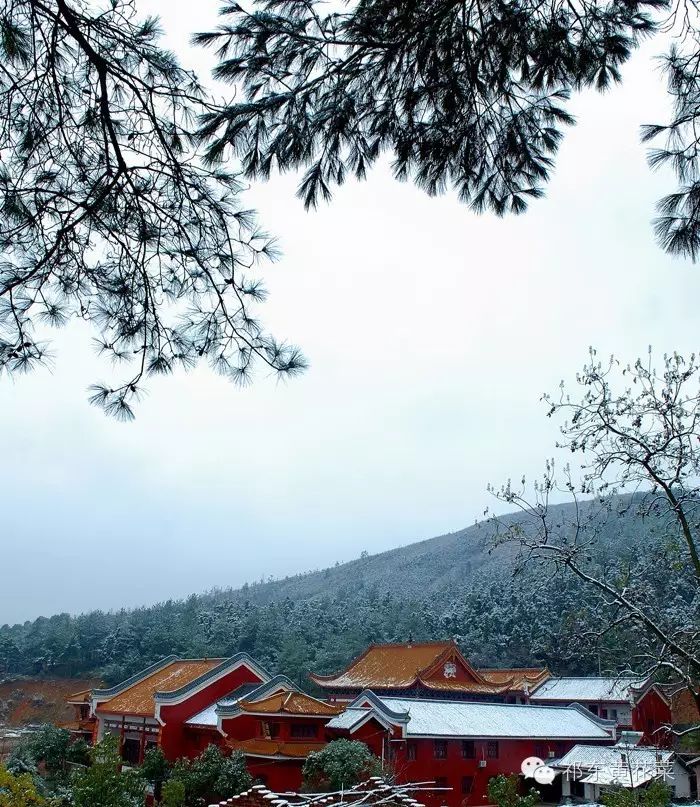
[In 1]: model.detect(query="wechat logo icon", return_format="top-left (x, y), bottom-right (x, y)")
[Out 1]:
top-left (521, 756), bottom-right (556, 785)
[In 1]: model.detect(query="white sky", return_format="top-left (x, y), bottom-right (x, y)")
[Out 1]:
top-left (1, 2), bottom-right (698, 624)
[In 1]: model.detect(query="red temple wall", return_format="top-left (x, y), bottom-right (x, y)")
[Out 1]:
top-left (632, 690), bottom-right (673, 747)
top-left (159, 664), bottom-right (265, 760)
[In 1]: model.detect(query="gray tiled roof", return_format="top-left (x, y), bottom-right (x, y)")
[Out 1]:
top-left (531, 677), bottom-right (645, 703)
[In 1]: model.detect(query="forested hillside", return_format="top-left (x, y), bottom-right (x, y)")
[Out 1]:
top-left (0, 498), bottom-right (674, 687)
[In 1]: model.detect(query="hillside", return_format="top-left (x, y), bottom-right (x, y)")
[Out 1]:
top-left (0, 678), bottom-right (100, 727)
top-left (0, 496), bottom-right (673, 688)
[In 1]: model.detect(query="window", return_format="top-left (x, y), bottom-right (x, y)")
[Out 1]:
top-left (434, 739), bottom-right (448, 759)
top-left (462, 740), bottom-right (475, 759)
top-left (290, 723), bottom-right (317, 738)
top-left (261, 721), bottom-right (280, 739)
top-left (601, 709), bottom-right (608, 719)
top-left (435, 777), bottom-right (448, 789)
top-left (487, 741), bottom-right (499, 759)
top-left (609, 708), bottom-right (618, 721)
top-left (407, 743), bottom-right (417, 761)
top-left (534, 743), bottom-right (547, 759)
top-left (556, 742), bottom-right (566, 758)
top-left (461, 776), bottom-right (474, 795)
top-left (588, 705), bottom-right (599, 715)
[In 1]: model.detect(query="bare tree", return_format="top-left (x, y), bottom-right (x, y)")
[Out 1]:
top-left (489, 349), bottom-right (700, 732)
top-left (0, 0), bottom-right (305, 418)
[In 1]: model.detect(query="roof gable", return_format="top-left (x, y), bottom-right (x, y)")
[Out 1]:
top-left (419, 644), bottom-right (485, 685)
top-left (96, 654), bottom-right (270, 718)
top-left (98, 659), bottom-right (226, 716)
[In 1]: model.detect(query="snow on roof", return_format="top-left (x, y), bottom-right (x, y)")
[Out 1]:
top-left (327, 708), bottom-right (375, 731)
top-left (333, 697), bottom-right (614, 739)
top-left (553, 743), bottom-right (674, 786)
top-left (531, 677), bottom-right (645, 703)
top-left (554, 744), bottom-right (673, 768)
top-left (185, 682), bottom-right (261, 727)
top-left (97, 659), bottom-right (226, 717)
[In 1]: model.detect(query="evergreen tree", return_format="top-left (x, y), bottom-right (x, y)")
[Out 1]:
top-left (0, 0), bottom-right (304, 416)
top-left (196, 0), bottom-right (700, 259)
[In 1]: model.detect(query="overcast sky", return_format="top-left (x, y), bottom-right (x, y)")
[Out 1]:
top-left (2, 2), bottom-right (699, 625)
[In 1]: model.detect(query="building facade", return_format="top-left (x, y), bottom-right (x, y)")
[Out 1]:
top-left (70, 641), bottom-right (699, 806)
top-left (324, 690), bottom-right (617, 806)
top-left (93, 654), bottom-right (269, 763)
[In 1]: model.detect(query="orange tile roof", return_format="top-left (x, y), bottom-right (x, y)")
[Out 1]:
top-left (417, 678), bottom-right (508, 694)
top-left (238, 691), bottom-right (344, 717)
top-left (98, 659), bottom-right (224, 717)
top-left (311, 642), bottom-right (522, 695)
top-left (311, 642), bottom-right (469, 689)
top-left (480, 667), bottom-right (551, 690)
top-left (227, 738), bottom-right (326, 759)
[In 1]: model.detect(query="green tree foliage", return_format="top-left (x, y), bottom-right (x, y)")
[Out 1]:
top-left (0, 766), bottom-right (45, 807)
top-left (302, 739), bottom-right (381, 792)
top-left (161, 779), bottom-right (186, 807)
top-left (487, 775), bottom-right (539, 807)
top-left (0, 0), bottom-right (304, 417)
top-left (66, 739), bottom-right (91, 768)
top-left (0, 496), bottom-right (681, 685)
top-left (196, 0), bottom-right (700, 259)
top-left (141, 746), bottom-right (170, 802)
top-left (141, 746), bottom-right (169, 787)
top-left (601, 779), bottom-right (672, 807)
top-left (23, 725), bottom-right (71, 775)
top-left (70, 735), bottom-right (144, 807)
top-left (171, 745), bottom-right (251, 806)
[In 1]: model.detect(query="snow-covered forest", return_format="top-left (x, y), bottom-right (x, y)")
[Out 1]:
top-left (1, 497), bottom-right (691, 686)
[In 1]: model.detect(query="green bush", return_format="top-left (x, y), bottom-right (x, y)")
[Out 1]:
top-left (601, 778), bottom-right (672, 807)
top-left (302, 739), bottom-right (382, 792)
top-left (161, 779), bottom-right (186, 807)
top-left (487, 775), bottom-right (539, 807)
top-left (171, 745), bottom-right (251, 806)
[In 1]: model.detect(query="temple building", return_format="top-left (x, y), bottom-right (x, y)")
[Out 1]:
top-left (93, 654), bottom-right (269, 763)
top-left (325, 690), bottom-right (617, 805)
top-left (65, 640), bottom-right (697, 807)
top-left (308, 641), bottom-right (550, 702)
top-left (184, 674), bottom-right (345, 790)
